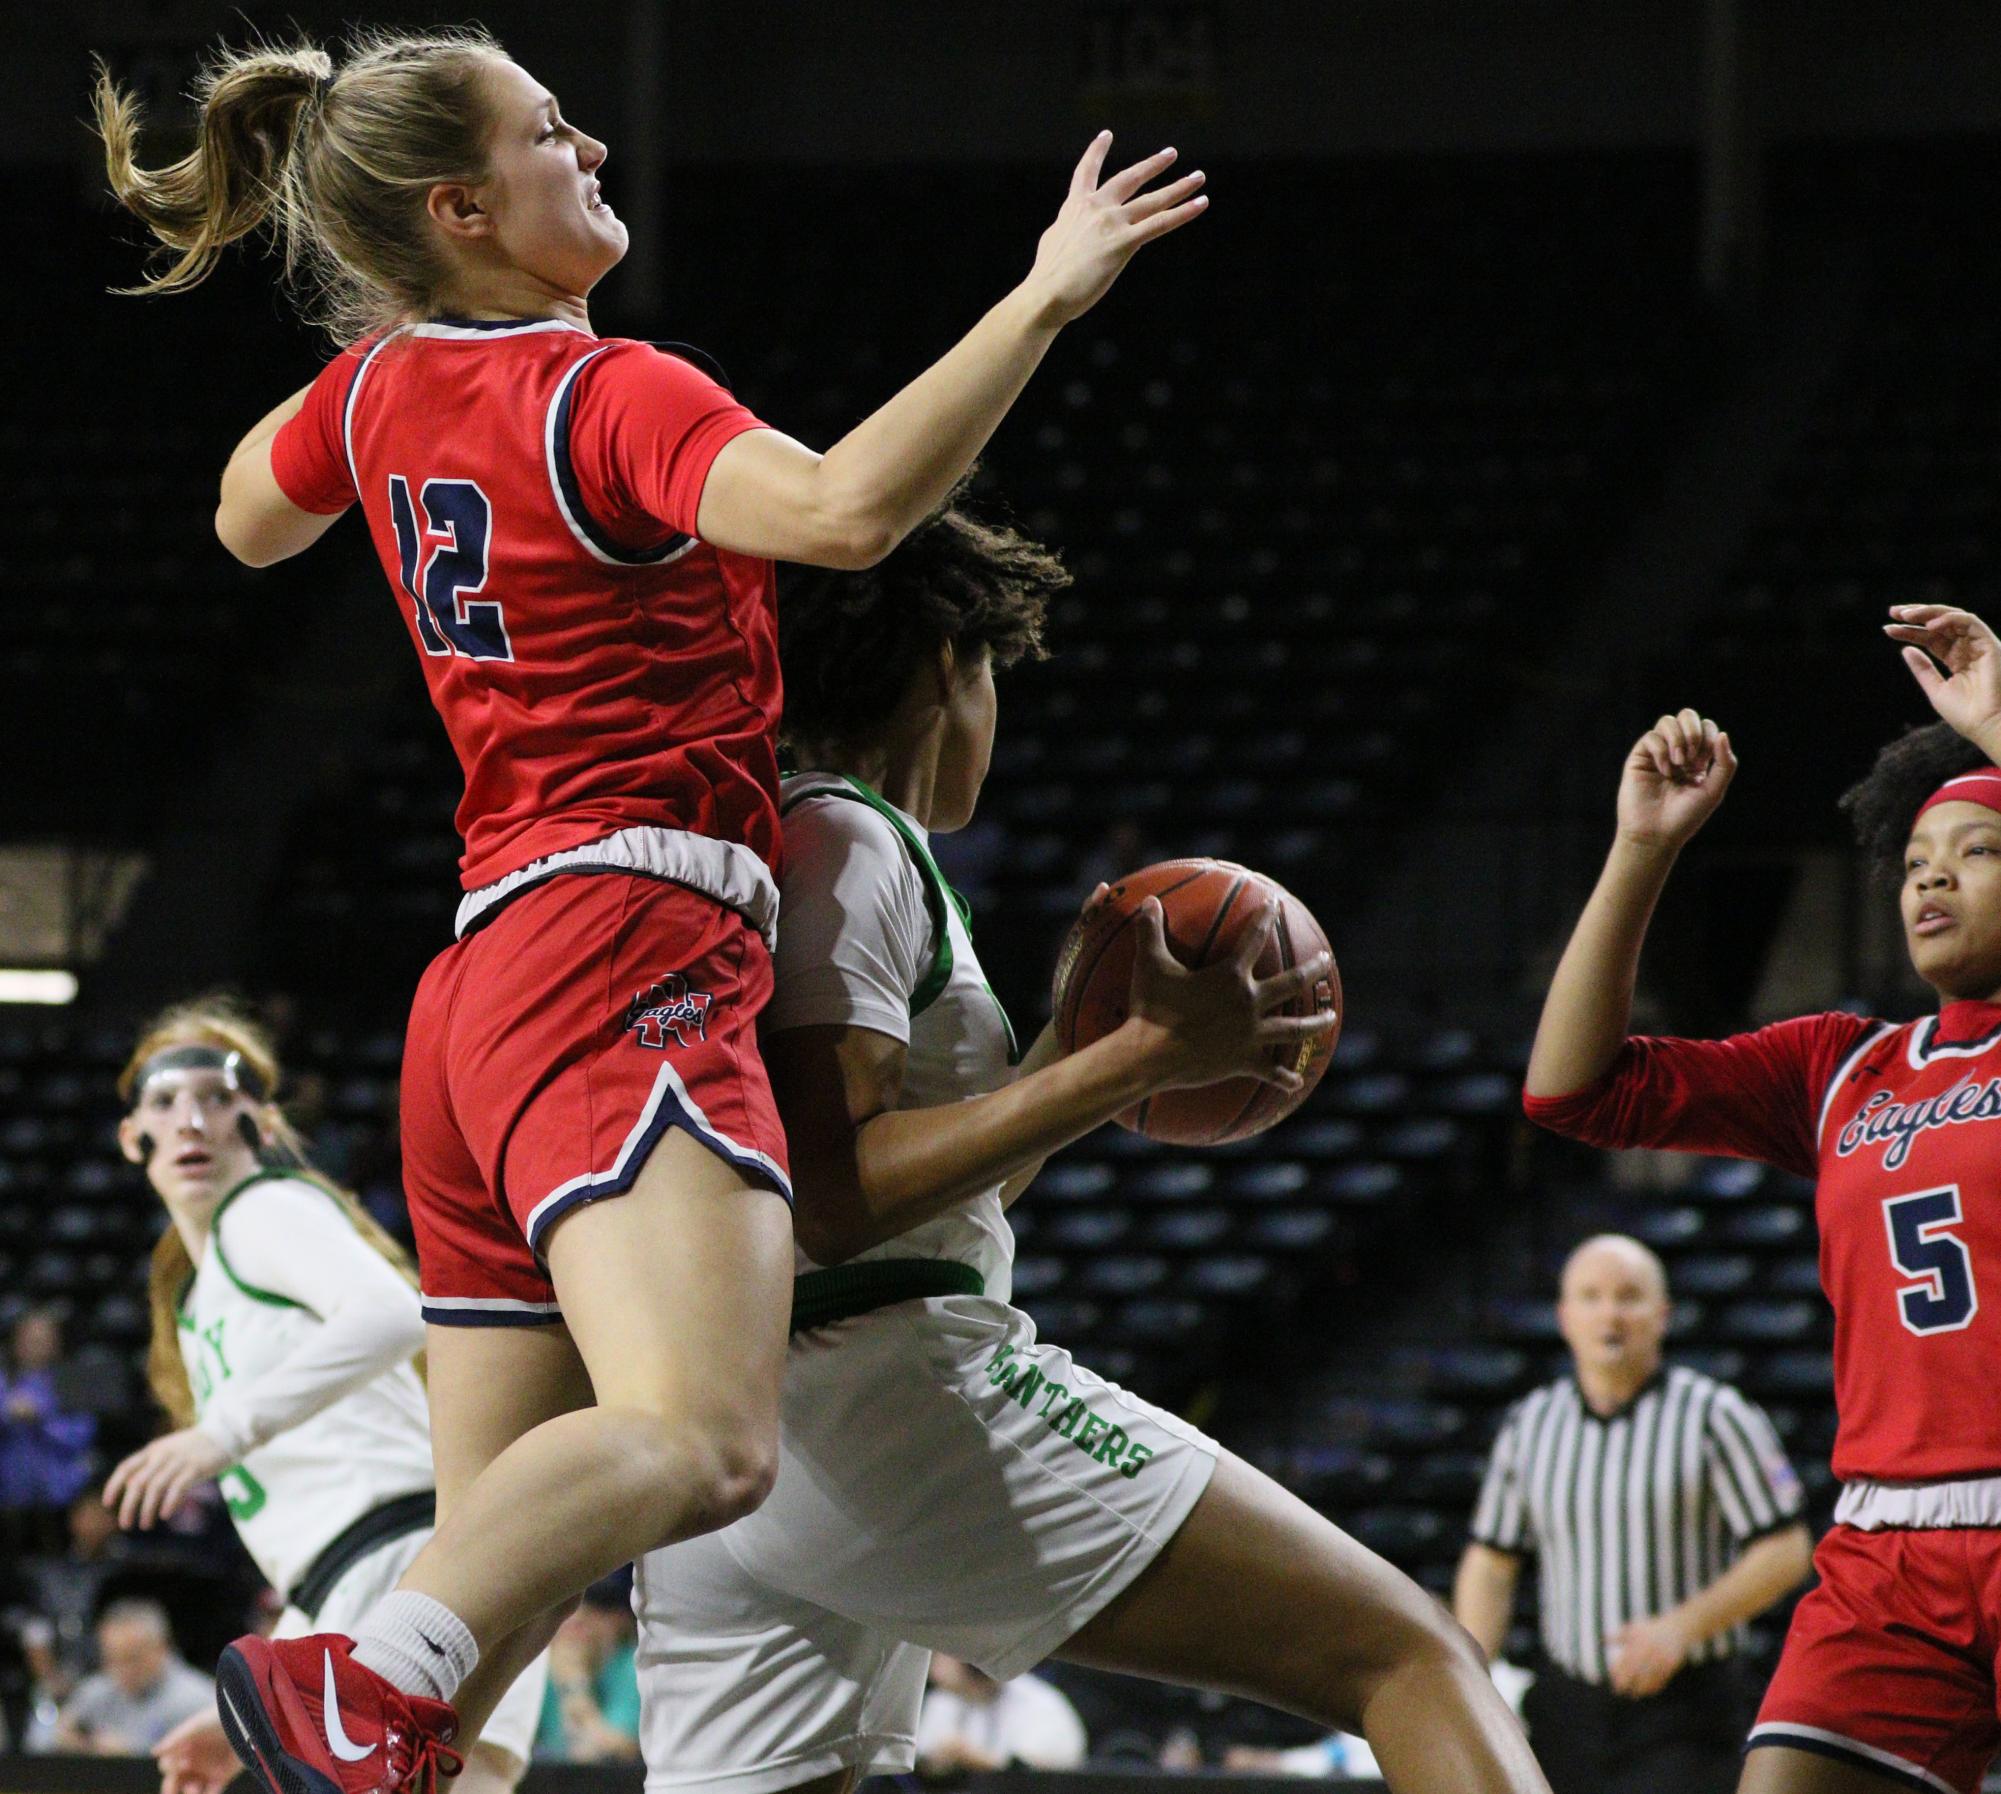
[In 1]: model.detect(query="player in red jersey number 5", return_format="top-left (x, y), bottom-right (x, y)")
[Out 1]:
top-left (94, 23), bottom-right (1206, 1794)
top-left (1526, 603), bottom-right (2001, 1794)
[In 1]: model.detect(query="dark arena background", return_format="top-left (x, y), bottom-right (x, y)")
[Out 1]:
top-left (7, 2), bottom-right (2001, 1791)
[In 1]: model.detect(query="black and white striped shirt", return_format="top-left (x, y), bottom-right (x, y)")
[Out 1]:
top-left (1469, 1365), bottom-right (1805, 1684)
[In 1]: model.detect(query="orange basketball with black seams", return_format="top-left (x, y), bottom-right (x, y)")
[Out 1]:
top-left (1052, 857), bottom-right (1341, 1144)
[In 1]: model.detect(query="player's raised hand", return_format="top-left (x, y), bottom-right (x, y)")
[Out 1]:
top-left (1885, 604), bottom-right (2001, 750)
top-left (1023, 132), bottom-right (1208, 327)
top-left (1617, 709), bottom-right (1736, 851)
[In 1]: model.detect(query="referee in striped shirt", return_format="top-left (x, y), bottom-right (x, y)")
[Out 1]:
top-left (1452, 1233), bottom-right (1813, 1794)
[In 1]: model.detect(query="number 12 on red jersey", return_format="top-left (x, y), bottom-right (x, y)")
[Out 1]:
top-left (1883, 1186), bottom-right (1978, 1335)
top-left (388, 476), bottom-right (514, 662)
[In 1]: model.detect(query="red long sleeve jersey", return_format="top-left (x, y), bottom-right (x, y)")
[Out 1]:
top-left (1527, 1001), bottom-right (2001, 1484)
top-left (270, 318), bottom-right (779, 889)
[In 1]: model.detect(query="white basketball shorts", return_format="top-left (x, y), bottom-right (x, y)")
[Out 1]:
top-left (633, 1292), bottom-right (1218, 1794)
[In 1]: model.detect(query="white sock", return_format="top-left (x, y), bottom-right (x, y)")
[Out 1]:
top-left (350, 1592), bottom-right (479, 1705)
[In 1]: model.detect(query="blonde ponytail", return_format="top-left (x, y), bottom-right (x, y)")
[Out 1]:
top-left (94, 44), bottom-right (330, 301)
top-left (94, 26), bottom-right (504, 345)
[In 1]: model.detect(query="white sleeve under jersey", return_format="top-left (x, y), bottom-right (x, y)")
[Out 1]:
top-left (194, 1180), bottom-right (427, 1461)
top-left (764, 796), bottom-right (933, 1043)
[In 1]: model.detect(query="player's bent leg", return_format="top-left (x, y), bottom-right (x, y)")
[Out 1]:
top-left (1737, 1745), bottom-right (1922, 1794)
top-left (393, 1128), bottom-right (793, 1649)
top-left (405, 1316), bottom-right (592, 1740)
top-left (549, 1130), bottom-right (794, 1536)
top-left (1058, 1451), bottom-right (1550, 1794)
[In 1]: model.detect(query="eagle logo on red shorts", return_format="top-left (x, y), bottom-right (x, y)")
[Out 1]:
top-left (625, 974), bottom-right (714, 1050)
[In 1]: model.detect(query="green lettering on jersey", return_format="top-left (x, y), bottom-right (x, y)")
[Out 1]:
top-left (219, 1466), bottom-right (266, 1521)
top-left (201, 1318), bottom-right (231, 1381)
top-left (978, 1340), bottom-right (1156, 1476)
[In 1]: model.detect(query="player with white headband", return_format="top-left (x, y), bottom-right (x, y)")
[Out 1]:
top-left (106, 999), bottom-right (546, 1794)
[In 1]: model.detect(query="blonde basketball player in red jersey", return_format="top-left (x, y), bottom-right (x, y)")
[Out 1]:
top-left (1528, 605), bottom-right (2001, 1794)
top-left (94, 25), bottom-right (1207, 1793)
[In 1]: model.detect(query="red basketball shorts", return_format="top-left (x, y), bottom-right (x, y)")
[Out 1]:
top-left (1748, 1524), bottom-right (2001, 1794)
top-left (400, 873), bottom-right (791, 1326)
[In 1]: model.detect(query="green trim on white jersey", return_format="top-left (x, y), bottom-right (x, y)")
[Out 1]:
top-left (208, 1171), bottom-right (312, 1311)
top-left (783, 773), bottom-right (1018, 1059)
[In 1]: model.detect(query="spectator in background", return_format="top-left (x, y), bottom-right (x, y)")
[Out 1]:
top-left (47, 1599), bottom-right (210, 1755)
top-left (20, 1482), bottom-right (139, 1689)
top-left (1451, 1234), bottom-right (1814, 1794)
top-left (916, 1655), bottom-right (1087, 1777)
top-left (0, 1310), bottom-right (97, 1552)
top-left (535, 1580), bottom-right (639, 1763)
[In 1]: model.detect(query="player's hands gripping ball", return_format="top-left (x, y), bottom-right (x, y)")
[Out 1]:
top-left (1054, 858), bottom-right (1340, 1143)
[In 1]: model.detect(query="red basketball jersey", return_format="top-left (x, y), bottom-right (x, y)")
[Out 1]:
top-left (1527, 1000), bottom-right (2001, 1483)
top-left (269, 317), bottom-right (779, 889)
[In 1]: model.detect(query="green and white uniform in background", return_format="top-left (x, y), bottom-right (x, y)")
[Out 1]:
top-left (635, 774), bottom-right (1219, 1794)
top-left (178, 1172), bottom-right (546, 1763)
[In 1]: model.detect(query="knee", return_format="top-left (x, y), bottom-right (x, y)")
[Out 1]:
top-left (625, 1411), bottom-right (778, 1536)
top-left (685, 1425), bottom-right (779, 1531)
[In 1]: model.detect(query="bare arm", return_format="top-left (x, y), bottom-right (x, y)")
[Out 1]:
top-left (1525, 709), bottom-right (1737, 1099)
top-left (695, 135), bottom-right (1206, 569)
top-left (777, 903), bottom-right (1332, 1265)
top-left (1606, 1522), bottom-right (1812, 1697)
top-left (1451, 1543), bottom-right (1522, 1661)
top-left (216, 386), bottom-right (346, 568)
top-left (998, 1024), bottom-right (1064, 1208)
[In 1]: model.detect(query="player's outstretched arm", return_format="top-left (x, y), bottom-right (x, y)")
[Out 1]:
top-left (695, 133), bottom-right (1207, 570)
top-left (1886, 603), bottom-right (2001, 760)
top-left (773, 902), bottom-right (1333, 1264)
top-left (1525, 710), bottom-right (1735, 1100)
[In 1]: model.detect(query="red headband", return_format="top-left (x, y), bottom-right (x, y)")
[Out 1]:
top-left (1917, 770), bottom-right (2001, 821)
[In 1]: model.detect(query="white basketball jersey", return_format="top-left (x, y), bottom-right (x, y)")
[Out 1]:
top-left (775, 774), bottom-right (1019, 1301)
top-left (177, 1174), bottom-right (435, 1598)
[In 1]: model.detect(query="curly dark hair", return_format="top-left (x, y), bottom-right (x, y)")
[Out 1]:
top-left (1839, 721), bottom-right (1996, 885)
top-left (778, 478), bottom-right (1067, 765)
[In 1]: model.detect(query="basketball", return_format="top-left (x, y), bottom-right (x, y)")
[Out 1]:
top-left (1052, 858), bottom-right (1342, 1144)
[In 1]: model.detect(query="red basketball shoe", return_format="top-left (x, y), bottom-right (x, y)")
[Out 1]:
top-left (216, 1634), bottom-right (461, 1794)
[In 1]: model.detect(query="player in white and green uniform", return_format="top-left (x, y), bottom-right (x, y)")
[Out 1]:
top-left (173, 1167), bottom-right (436, 1595)
top-left (633, 497), bottom-right (1549, 1794)
top-left (104, 1014), bottom-right (546, 1794)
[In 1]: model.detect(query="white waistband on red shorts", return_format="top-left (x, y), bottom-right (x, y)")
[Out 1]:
top-left (1835, 1474), bottom-right (2001, 1530)
top-left (454, 825), bottom-right (780, 952)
